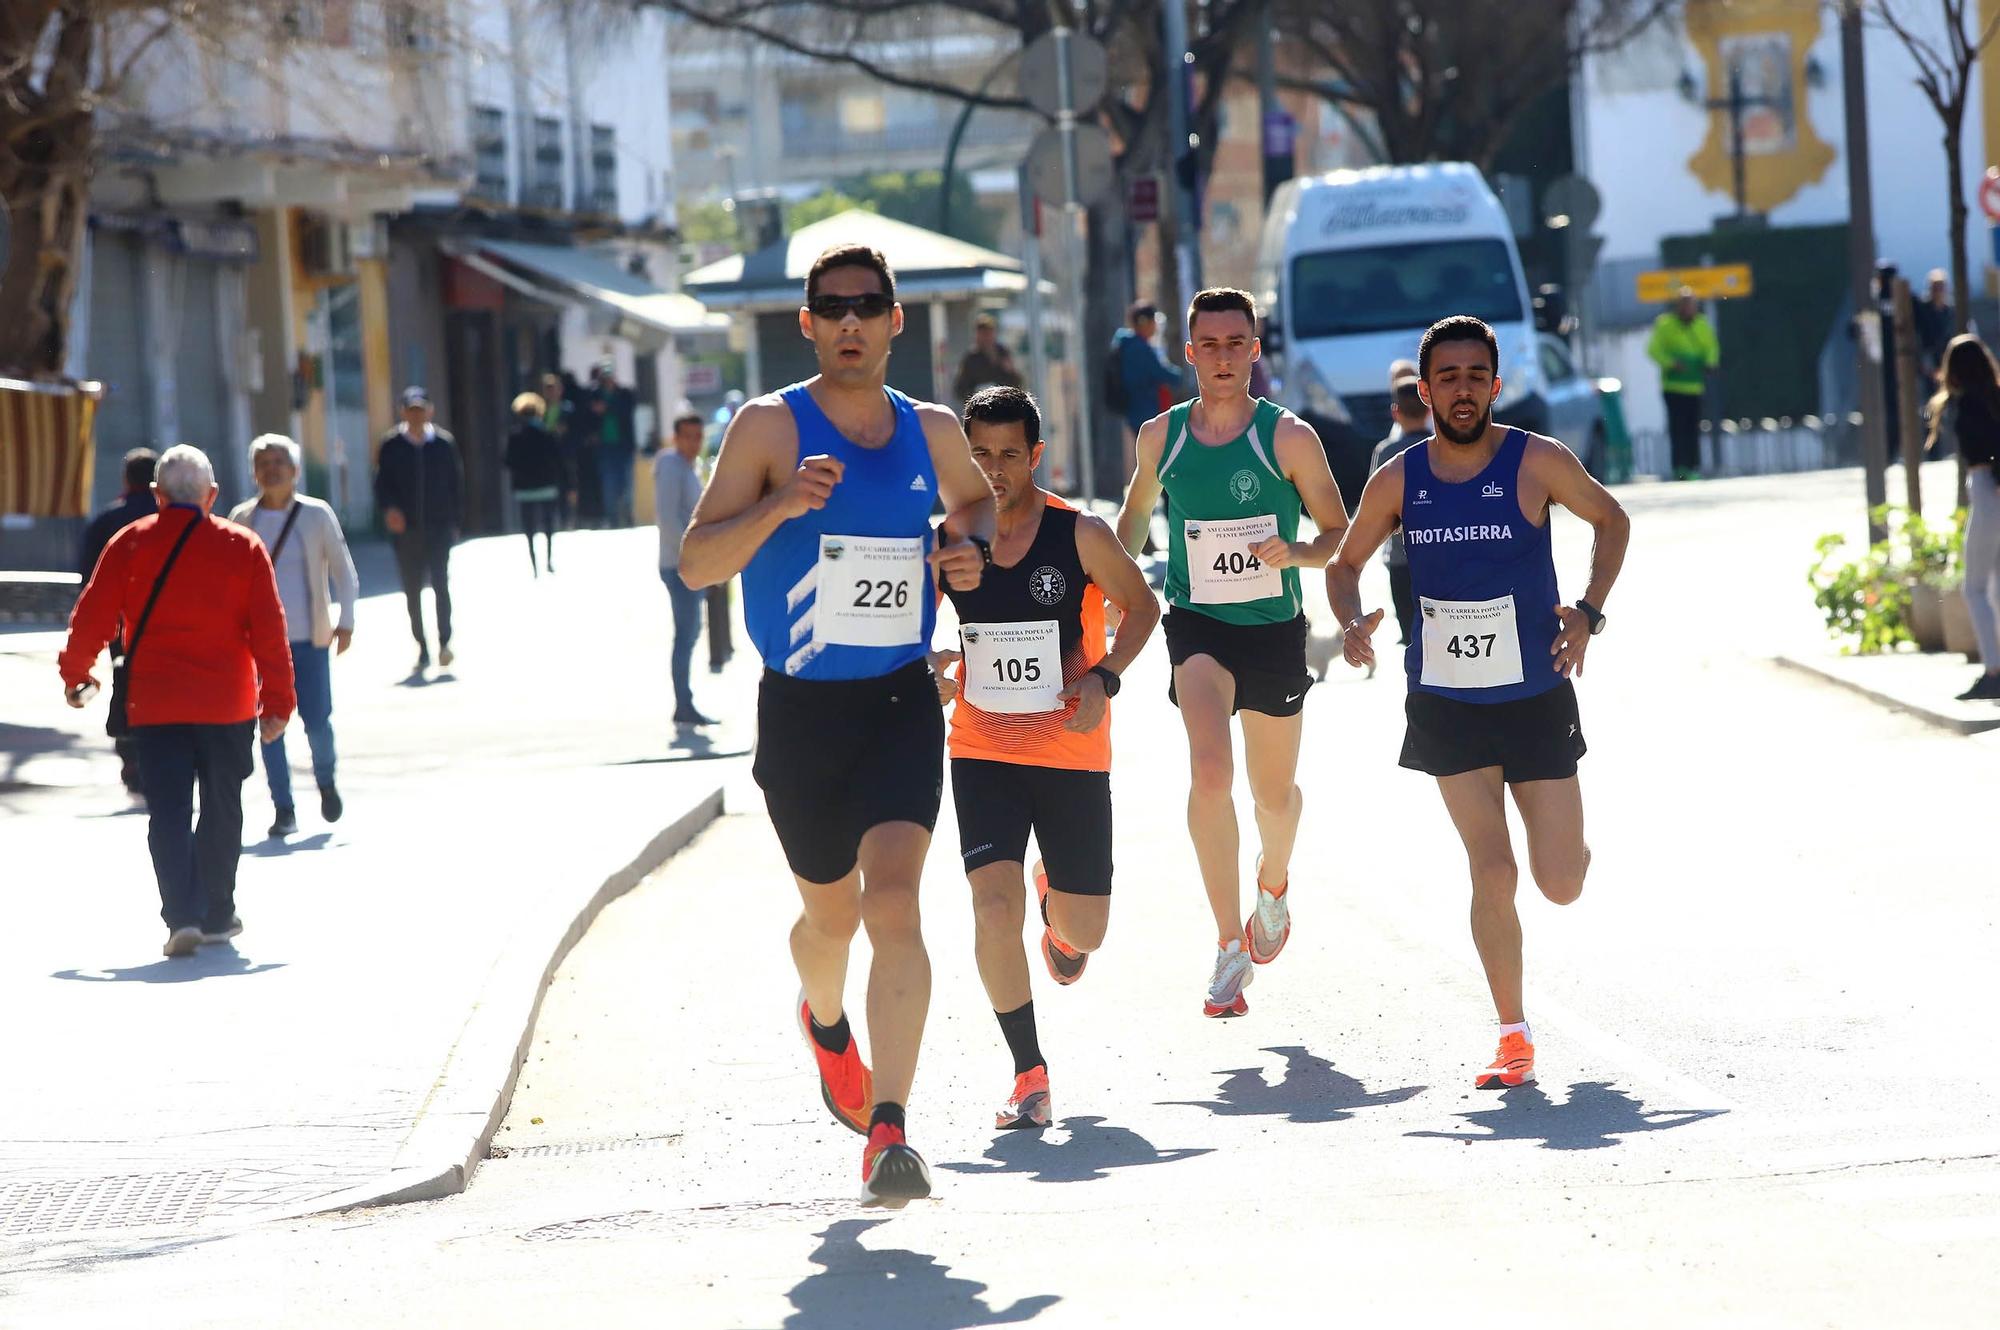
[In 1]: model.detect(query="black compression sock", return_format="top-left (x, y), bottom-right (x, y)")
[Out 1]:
top-left (995, 1000), bottom-right (1045, 1077)
top-left (869, 1102), bottom-right (905, 1133)
top-left (808, 1009), bottom-right (851, 1055)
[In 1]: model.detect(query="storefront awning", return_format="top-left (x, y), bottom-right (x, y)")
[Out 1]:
top-left (453, 240), bottom-right (729, 336)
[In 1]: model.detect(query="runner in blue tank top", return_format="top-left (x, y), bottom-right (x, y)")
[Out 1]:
top-left (678, 243), bottom-right (996, 1208)
top-left (1327, 315), bottom-right (1631, 1094)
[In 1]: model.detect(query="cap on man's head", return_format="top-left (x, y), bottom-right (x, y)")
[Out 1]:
top-left (974, 313), bottom-right (998, 331)
top-left (400, 385), bottom-right (431, 408)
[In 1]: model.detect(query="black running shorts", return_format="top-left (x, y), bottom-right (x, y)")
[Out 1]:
top-left (1400, 679), bottom-right (1586, 784)
top-left (950, 758), bottom-right (1113, 896)
top-left (1164, 608), bottom-right (1313, 717)
top-left (753, 660), bottom-right (945, 885)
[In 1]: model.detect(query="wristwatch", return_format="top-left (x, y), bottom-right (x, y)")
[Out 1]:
top-left (1088, 664), bottom-right (1123, 697)
top-left (1575, 599), bottom-right (1606, 635)
top-left (967, 534), bottom-right (993, 567)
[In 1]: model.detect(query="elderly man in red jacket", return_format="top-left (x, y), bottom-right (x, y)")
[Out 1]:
top-left (59, 445), bottom-right (296, 958)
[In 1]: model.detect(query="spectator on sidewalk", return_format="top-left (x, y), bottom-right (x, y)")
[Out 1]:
top-left (1368, 375), bottom-right (1433, 646)
top-left (589, 362), bottom-right (639, 528)
top-left (952, 314), bottom-right (1022, 405)
top-left (1931, 335), bottom-right (2000, 700)
top-left (1109, 301), bottom-right (1184, 474)
top-left (505, 391), bottom-right (568, 577)
top-left (59, 445), bottom-right (294, 958)
top-left (540, 372), bottom-right (582, 529)
top-left (655, 412), bottom-right (715, 728)
top-left (373, 386), bottom-right (462, 674)
top-left (228, 434), bottom-right (358, 838)
top-left (1647, 286), bottom-right (1718, 481)
top-left (78, 447), bottom-right (160, 795)
top-left (1915, 269), bottom-right (1956, 388)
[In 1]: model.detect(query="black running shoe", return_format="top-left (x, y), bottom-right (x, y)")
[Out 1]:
top-left (859, 1125), bottom-right (932, 1209)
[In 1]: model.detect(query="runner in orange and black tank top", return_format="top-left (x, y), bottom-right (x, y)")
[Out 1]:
top-left (944, 496), bottom-right (1109, 773)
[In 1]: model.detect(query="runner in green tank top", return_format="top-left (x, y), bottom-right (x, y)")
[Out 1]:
top-left (1115, 287), bottom-right (1350, 1020)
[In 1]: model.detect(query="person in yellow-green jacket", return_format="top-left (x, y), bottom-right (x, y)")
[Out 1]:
top-left (1647, 287), bottom-right (1719, 480)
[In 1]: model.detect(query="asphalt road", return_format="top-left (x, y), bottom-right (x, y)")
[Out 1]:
top-left (7, 468), bottom-right (1997, 1327)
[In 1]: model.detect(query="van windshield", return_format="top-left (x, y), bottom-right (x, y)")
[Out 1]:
top-left (1289, 239), bottom-right (1524, 339)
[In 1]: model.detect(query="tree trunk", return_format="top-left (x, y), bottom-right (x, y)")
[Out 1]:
top-left (0, 142), bottom-right (91, 377)
top-left (1945, 118), bottom-right (1971, 338)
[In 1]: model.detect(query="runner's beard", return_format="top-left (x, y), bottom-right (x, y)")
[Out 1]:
top-left (1436, 403), bottom-right (1491, 446)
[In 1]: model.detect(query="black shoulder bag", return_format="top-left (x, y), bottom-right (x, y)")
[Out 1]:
top-left (107, 516), bottom-right (201, 738)
top-left (267, 501), bottom-right (303, 565)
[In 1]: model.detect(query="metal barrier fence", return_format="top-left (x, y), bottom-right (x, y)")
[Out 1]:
top-left (1627, 414), bottom-right (1866, 481)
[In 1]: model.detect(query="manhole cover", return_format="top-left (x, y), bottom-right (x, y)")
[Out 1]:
top-left (518, 1210), bottom-right (667, 1241)
top-left (0, 1171), bottom-right (223, 1236)
top-left (492, 1134), bottom-right (680, 1160)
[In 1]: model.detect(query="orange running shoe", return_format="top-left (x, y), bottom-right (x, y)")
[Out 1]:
top-left (860, 1123), bottom-right (932, 1208)
top-left (1474, 1031), bottom-right (1536, 1089)
top-left (995, 1064), bottom-right (1052, 1130)
top-left (797, 991), bottom-right (873, 1135)
top-left (1033, 860), bottom-right (1087, 985)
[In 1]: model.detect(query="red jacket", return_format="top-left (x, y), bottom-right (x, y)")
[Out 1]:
top-left (60, 505), bottom-right (296, 726)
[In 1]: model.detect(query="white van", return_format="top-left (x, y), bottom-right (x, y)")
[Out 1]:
top-left (1255, 163), bottom-right (1544, 503)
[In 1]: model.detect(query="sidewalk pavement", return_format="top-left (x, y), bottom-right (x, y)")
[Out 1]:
top-left (1773, 647), bottom-right (2000, 736)
top-left (0, 526), bottom-right (755, 1240)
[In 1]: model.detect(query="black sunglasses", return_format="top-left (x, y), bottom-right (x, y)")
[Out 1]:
top-left (807, 293), bottom-right (895, 321)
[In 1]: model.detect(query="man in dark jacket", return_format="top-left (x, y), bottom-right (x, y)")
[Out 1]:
top-left (78, 448), bottom-right (160, 793)
top-left (373, 385), bottom-right (463, 673)
top-left (589, 362), bottom-right (639, 527)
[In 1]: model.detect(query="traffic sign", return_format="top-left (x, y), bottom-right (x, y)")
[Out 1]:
top-left (1020, 31), bottom-right (1108, 120)
top-left (1636, 263), bottom-right (1753, 302)
top-left (1980, 168), bottom-right (2000, 223)
top-left (1027, 123), bottom-right (1115, 207)
top-left (1128, 175), bottom-right (1160, 224)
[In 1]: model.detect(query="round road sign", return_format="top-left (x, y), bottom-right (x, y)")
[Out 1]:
top-left (1981, 168), bottom-right (2000, 224)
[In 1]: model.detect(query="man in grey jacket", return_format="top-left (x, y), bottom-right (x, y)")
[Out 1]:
top-left (655, 412), bottom-right (713, 727)
top-left (230, 434), bottom-right (360, 836)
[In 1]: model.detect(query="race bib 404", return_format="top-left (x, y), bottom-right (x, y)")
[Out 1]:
top-left (1186, 514), bottom-right (1282, 605)
top-left (1418, 594), bottom-right (1525, 690)
top-left (813, 535), bottom-right (925, 648)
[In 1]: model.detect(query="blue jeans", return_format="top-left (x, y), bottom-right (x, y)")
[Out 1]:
top-left (131, 721), bottom-right (255, 930)
top-left (262, 641), bottom-right (336, 809)
top-left (661, 566), bottom-right (703, 713)
top-left (600, 450), bottom-right (635, 526)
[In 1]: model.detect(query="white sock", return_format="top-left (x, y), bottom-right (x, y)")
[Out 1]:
top-left (1498, 1020), bottom-right (1532, 1042)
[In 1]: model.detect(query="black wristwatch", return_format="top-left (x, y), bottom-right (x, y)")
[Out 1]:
top-left (1575, 599), bottom-right (1606, 635)
top-left (1088, 664), bottom-right (1122, 697)
top-left (967, 534), bottom-right (993, 567)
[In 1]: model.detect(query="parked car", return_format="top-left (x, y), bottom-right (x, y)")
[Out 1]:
top-left (1538, 332), bottom-right (1609, 477)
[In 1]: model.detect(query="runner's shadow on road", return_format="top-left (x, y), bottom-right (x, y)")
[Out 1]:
top-left (609, 730), bottom-right (752, 765)
top-left (784, 1219), bottom-right (1059, 1329)
top-left (1162, 1046), bottom-right (1425, 1124)
top-left (243, 832), bottom-right (334, 856)
top-left (394, 671), bottom-right (456, 688)
top-left (52, 948), bottom-right (287, 984)
top-left (1405, 1081), bottom-right (1726, 1151)
top-left (938, 1115), bottom-right (1211, 1184)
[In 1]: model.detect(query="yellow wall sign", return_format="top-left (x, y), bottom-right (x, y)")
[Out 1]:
top-left (1636, 264), bottom-right (1754, 303)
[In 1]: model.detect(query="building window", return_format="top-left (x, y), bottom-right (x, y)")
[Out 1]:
top-left (531, 116), bottom-right (564, 210)
top-left (590, 125), bottom-right (618, 215)
top-left (838, 91), bottom-right (887, 136)
top-left (384, 1), bottom-right (436, 51)
top-left (472, 106), bottom-right (508, 202)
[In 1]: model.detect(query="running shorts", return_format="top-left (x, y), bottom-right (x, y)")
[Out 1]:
top-left (1163, 607), bottom-right (1312, 717)
top-left (1399, 679), bottom-right (1586, 784)
top-left (753, 659), bottom-right (945, 884)
top-left (950, 758), bottom-right (1113, 896)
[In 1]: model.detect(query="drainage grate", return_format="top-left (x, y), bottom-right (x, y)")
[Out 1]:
top-left (518, 1210), bottom-right (668, 1241)
top-left (0, 1171), bottom-right (223, 1236)
top-left (492, 1134), bottom-right (681, 1161)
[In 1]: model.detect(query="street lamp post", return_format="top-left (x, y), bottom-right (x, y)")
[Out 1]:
top-left (1840, 0), bottom-right (1890, 542)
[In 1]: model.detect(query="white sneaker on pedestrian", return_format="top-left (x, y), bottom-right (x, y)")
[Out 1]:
top-left (163, 925), bottom-right (202, 958)
top-left (200, 917), bottom-right (243, 945)
top-left (1203, 939), bottom-right (1253, 1018)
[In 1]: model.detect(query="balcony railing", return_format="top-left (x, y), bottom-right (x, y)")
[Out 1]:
top-left (778, 112), bottom-right (1030, 161)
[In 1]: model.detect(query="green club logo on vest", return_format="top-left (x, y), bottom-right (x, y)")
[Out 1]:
top-left (1229, 469), bottom-right (1262, 504)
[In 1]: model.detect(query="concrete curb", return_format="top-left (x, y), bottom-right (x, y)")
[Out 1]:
top-left (1771, 654), bottom-right (2000, 736)
top-left (294, 785), bottom-right (726, 1218)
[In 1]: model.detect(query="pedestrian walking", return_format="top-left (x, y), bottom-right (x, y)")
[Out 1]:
top-left (929, 385), bottom-right (1159, 1129)
top-left (655, 411), bottom-right (715, 727)
top-left (1930, 334), bottom-right (2000, 700)
top-left (373, 386), bottom-right (462, 674)
top-left (1914, 270), bottom-right (1956, 389)
top-left (679, 242), bottom-right (996, 1207)
top-left (1108, 302), bottom-right (1185, 478)
top-left (1646, 287), bottom-right (1718, 480)
top-left (505, 391), bottom-right (568, 577)
top-left (228, 434), bottom-right (358, 838)
top-left (59, 445), bottom-right (295, 957)
top-left (589, 362), bottom-right (639, 527)
top-left (1368, 374), bottom-right (1433, 646)
top-left (539, 372), bottom-right (582, 529)
top-left (951, 313), bottom-right (1022, 404)
top-left (1331, 315), bottom-right (1631, 1089)
top-left (78, 447), bottom-right (160, 794)
top-left (1113, 287), bottom-right (1350, 1019)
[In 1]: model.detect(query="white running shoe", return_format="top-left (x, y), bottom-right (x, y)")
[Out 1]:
top-left (1246, 860), bottom-right (1291, 965)
top-left (1203, 939), bottom-right (1253, 1017)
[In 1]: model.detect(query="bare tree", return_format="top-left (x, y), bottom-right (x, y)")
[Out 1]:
top-left (1868, 0), bottom-right (2000, 336)
top-left (1269, 0), bottom-right (1677, 169)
